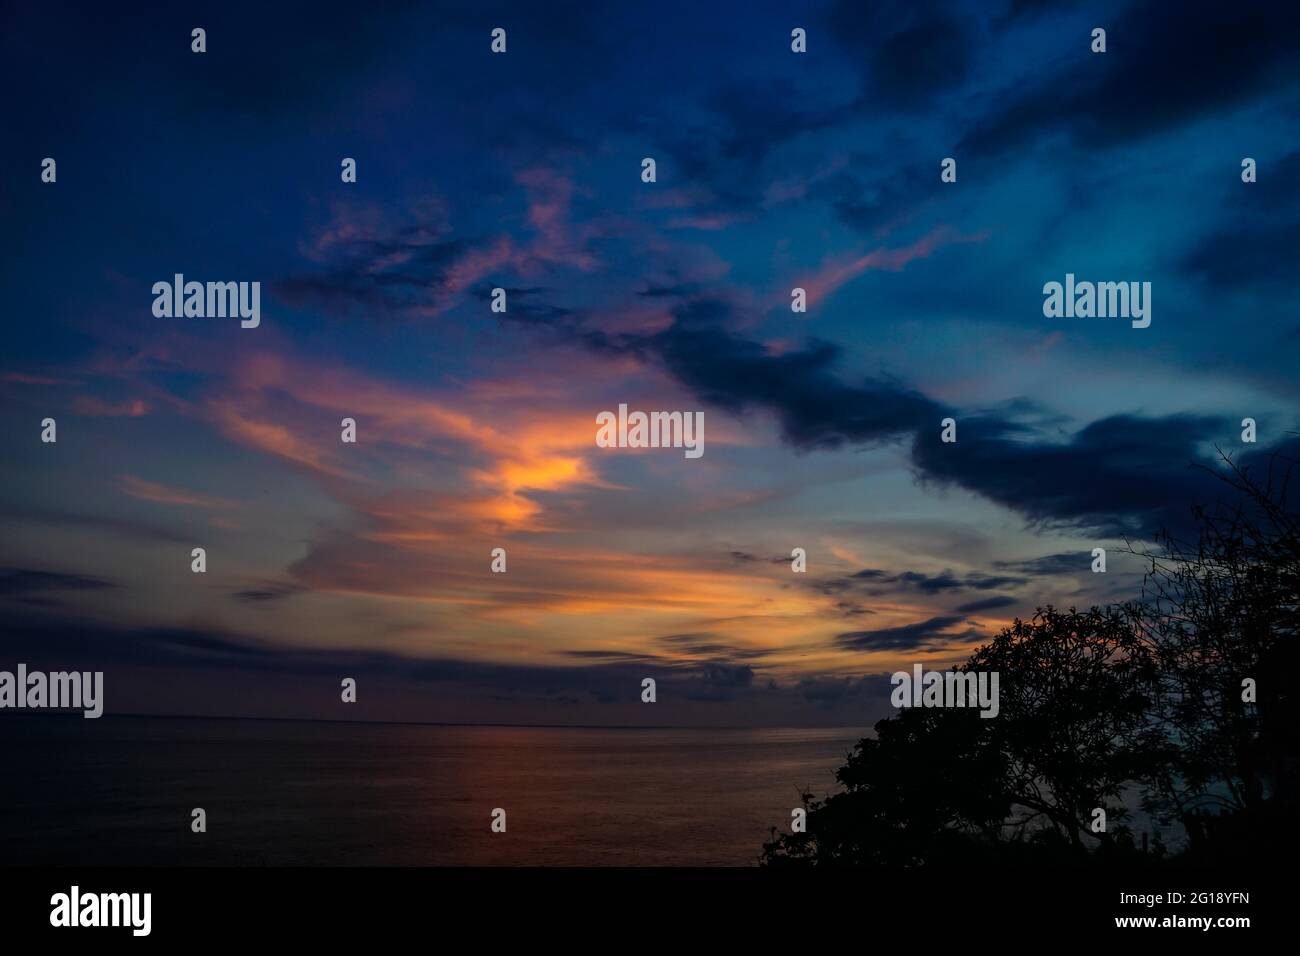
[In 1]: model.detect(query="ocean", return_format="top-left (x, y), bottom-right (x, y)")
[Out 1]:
top-left (0, 716), bottom-right (861, 866)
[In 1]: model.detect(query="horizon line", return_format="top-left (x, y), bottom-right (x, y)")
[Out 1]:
top-left (0, 711), bottom-right (871, 733)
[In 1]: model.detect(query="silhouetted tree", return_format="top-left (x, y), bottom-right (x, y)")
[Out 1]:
top-left (1127, 449), bottom-right (1300, 856)
top-left (763, 448), bottom-right (1299, 866)
top-left (764, 607), bottom-right (1153, 864)
top-left (763, 704), bottom-right (1006, 866)
top-left (970, 606), bottom-right (1156, 853)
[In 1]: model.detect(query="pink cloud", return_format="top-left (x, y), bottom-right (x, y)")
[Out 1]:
top-left (514, 167), bottom-right (598, 272)
top-left (74, 396), bottom-right (149, 417)
top-left (2, 371), bottom-right (78, 386)
top-left (799, 225), bottom-right (989, 307)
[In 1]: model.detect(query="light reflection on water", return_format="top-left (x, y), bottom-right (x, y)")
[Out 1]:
top-left (1, 716), bottom-right (860, 865)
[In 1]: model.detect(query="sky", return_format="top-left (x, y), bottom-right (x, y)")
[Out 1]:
top-left (2, 0), bottom-right (1298, 726)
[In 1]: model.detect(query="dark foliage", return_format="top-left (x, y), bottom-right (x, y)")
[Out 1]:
top-left (764, 450), bottom-right (1299, 866)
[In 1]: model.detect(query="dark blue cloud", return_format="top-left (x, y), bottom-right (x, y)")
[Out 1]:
top-left (911, 412), bottom-right (1234, 537)
top-left (993, 552), bottom-right (1093, 576)
top-left (230, 582), bottom-right (307, 604)
top-left (273, 235), bottom-right (480, 319)
top-left (0, 504), bottom-right (190, 545)
top-left (660, 82), bottom-right (850, 202)
top-left (836, 614), bottom-right (968, 652)
top-left (687, 664), bottom-right (756, 701)
top-left (520, 286), bottom-right (1289, 538)
top-left (1182, 151), bottom-right (1300, 291)
top-left (657, 633), bottom-right (776, 661)
top-left (960, 0), bottom-right (1300, 156)
top-left (955, 595), bottom-right (1019, 614)
top-left (0, 567), bottom-right (117, 596)
top-left (854, 569), bottom-right (1027, 594)
top-left (643, 314), bottom-right (941, 450)
top-left (823, 0), bottom-right (978, 110)
top-left (809, 162), bottom-right (951, 235)
top-left (2, 609), bottom-right (774, 711)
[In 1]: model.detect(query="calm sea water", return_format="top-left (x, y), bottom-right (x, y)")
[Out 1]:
top-left (0, 716), bottom-right (861, 866)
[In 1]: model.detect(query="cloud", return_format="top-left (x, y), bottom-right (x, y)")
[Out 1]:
top-left (513, 285), bottom-right (1277, 538)
top-left (861, 14), bottom-right (976, 109)
top-left (638, 314), bottom-right (941, 451)
top-left (821, 0), bottom-right (980, 110)
top-left (684, 662), bottom-right (756, 701)
top-left (0, 567), bottom-right (118, 599)
top-left (1181, 151), bottom-right (1300, 291)
top-left (119, 475), bottom-right (242, 511)
top-left (0, 504), bottom-right (190, 545)
top-left (809, 163), bottom-right (943, 235)
top-left (274, 232), bottom-right (490, 319)
top-left (959, 0), bottom-right (1300, 156)
top-left (836, 614), bottom-right (967, 652)
top-left (174, 346), bottom-right (605, 533)
top-left (797, 672), bottom-right (894, 704)
top-left (657, 632), bottom-right (777, 661)
top-left (993, 552), bottom-right (1092, 576)
top-left (561, 649), bottom-right (664, 663)
top-left (2, 609), bottom-right (773, 714)
top-left (1, 372), bottom-right (79, 386)
top-left (653, 81), bottom-right (855, 216)
top-left (911, 412), bottom-right (1236, 537)
top-left (73, 397), bottom-right (148, 417)
top-left (832, 600), bottom-right (877, 618)
top-left (848, 568), bottom-right (1027, 594)
top-left (955, 595), bottom-right (1019, 614)
top-left (277, 170), bottom-right (599, 321)
top-left (728, 551), bottom-right (791, 565)
top-left (230, 582), bottom-right (307, 605)
top-left (800, 226), bottom-right (987, 304)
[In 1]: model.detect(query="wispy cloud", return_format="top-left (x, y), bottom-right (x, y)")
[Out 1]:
top-left (119, 475), bottom-right (242, 510)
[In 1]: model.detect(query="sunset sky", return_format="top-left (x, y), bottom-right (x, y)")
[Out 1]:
top-left (3, 0), bottom-right (1298, 726)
